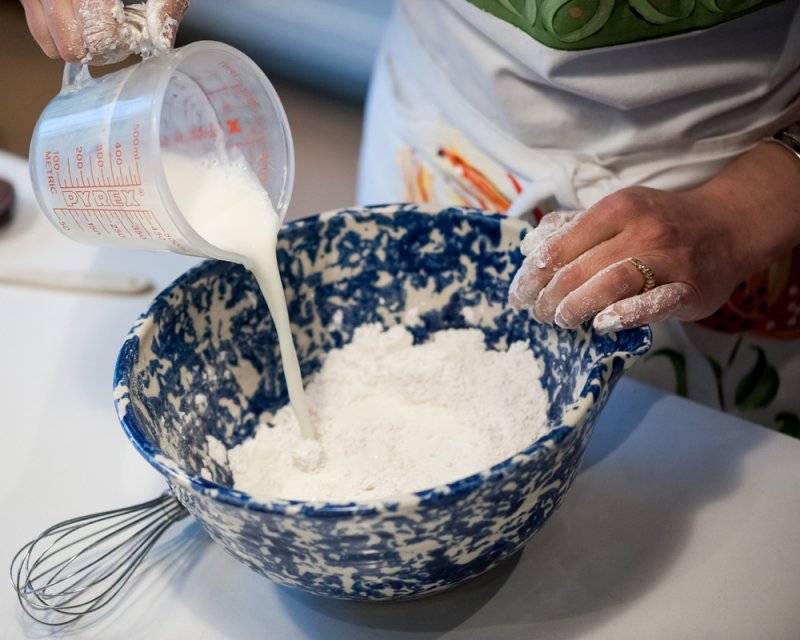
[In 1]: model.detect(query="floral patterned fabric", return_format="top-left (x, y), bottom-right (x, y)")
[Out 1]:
top-left (463, 0), bottom-right (782, 50)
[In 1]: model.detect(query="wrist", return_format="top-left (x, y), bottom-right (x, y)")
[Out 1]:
top-left (689, 141), bottom-right (800, 275)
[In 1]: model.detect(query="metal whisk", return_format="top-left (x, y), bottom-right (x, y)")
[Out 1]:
top-left (10, 493), bottom-right (188, 626)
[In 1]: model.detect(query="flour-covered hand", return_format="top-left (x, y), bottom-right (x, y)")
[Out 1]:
top-left (508, 210), bottom-right (578, 310)
top-left (507, 156), bottom-right (800, 333)
top-left (20, 0), bottom-right (189, 64)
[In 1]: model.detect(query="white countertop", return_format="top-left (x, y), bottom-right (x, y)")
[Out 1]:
top-left (2, 149), bottom-right (799, 639)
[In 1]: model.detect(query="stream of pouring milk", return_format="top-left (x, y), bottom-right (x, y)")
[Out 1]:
top-left (161, 152), bottom-right (315, 440)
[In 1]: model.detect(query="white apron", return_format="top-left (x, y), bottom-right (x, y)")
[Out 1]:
top-left (356, 0), bottom-right (800, 433)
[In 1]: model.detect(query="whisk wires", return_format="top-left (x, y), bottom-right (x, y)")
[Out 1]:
top-left (10, 493), bottom-right (188, 626)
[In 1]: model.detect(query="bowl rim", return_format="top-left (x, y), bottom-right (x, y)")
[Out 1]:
top-left (113, 204), bottom-right (651, 517)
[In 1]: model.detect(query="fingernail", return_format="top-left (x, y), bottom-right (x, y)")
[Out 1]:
top-left (529, 294), bottom-right (546, 323)
top-left (508, 262), bottom-right (546, 310)
top-left (533, 248), bottom-right (549, 270)
top-left (593, 310), bottom-right (622, 334)
top-left (532, 288), bottom-right (548, 321)
top-left (557, 296), bottom-right (599, 329)
top-left (553, 298), bottom-right (568, 328)
top-left (530, 238), bottom-right (554, 269)
top-left (520, 228), bottom-right (545, 257)
top-left (554, 300), bottom-right (575, 329)
top-left (508, 272), bottom-right (525, 310)
top-left (508, 291), bottom-right (524, 310)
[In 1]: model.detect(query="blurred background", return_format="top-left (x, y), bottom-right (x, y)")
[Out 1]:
top-left (0, 0), bottom-right (395, 218)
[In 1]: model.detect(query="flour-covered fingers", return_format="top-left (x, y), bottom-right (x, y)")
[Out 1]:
top-left (512, 183), bottom-right (762, 331)
top-left (592, 283), bottom-right (694, 333)
top-left (23, 0), bottom-right (189, 64)
top-left (552, 258), bottom-right (650, 329)
top-left (37, 0), bottom-right (86, 61)
top-left (519, 211), bottom-right (579, 256)
top-left (78, 0), bottom-right (137, 64)
top-left (145, 0), bottom-right (189, 49)
top-left (79, 0), bottom-right (188, 62)
top-left (531, 228), bottom-right (659, 323)
top-left (21, 0), bottom-right (60, 58)
top-left (526, 206), bottom-right (621, 272)
top-left (508, 254), bottom-right (547, 313)
top-left (510, 208), bottom-right (621, 315)
top-left (508, 210), bottom-right (584, 311)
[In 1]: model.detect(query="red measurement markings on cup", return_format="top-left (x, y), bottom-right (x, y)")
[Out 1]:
top-left (161, 124), bottom-right (220, 149)
top-left (42, 125), bottom-right (190, 252)
top-left (53, 208), bottom-right (150, 239)
top-left (47, 127), bottom-right (143, 193)
top-left (209, 62), bottom-right (271, 184)
top-left (51, 206), bottom-right (187, 252)
top-left (48, 147), bottom-right (147, 236)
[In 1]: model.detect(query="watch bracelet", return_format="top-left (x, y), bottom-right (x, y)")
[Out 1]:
top-left (764, 122), bottom-right (800, 162)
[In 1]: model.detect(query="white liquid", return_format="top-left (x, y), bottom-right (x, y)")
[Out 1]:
top-left (161, 152), bottom-right (315, 440)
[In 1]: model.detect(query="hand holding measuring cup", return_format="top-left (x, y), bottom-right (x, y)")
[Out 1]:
top-left (29, 40), bottom-right (294, 262)
top-left (21, 0), bottom-right (189, 64)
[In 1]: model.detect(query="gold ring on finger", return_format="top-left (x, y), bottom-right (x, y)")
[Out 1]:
top-left (628, 258), bottom-right (656, 294)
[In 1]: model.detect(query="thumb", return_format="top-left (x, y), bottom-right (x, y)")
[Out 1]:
top-left (75, 0), bottom-right (130, 64)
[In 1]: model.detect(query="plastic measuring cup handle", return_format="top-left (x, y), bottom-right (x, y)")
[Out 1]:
top-left (62, 63), bottom-right (93, 93)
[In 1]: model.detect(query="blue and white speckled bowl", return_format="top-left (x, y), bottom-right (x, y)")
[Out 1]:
top-left (113, 203), bottom-right (651, 600)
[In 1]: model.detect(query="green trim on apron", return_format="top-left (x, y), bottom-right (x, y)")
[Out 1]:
top-left (463, 0), bottom-right (784, 50)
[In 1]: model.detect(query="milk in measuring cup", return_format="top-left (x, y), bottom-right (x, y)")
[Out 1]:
top-left (29, 42), bottom-right (313, 440)
top-left (30, 42), bottom-right (294, 257)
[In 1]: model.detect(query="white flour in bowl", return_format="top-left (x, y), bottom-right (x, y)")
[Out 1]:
top-left (218, 323), bottom-right (551, 503)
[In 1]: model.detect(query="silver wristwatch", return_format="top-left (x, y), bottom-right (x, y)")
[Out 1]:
top-left (765, 122), bottom-right (800, 161)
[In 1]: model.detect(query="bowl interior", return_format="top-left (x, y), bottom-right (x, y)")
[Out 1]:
top-left (116, 205), bottom-right (650, 498)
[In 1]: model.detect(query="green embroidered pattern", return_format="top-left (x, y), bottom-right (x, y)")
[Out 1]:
top-left (464, 0), bottom-right (783, 50)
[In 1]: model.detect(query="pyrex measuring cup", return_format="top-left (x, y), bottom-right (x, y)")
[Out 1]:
top-left (29, 41), bottom-right (294, 261)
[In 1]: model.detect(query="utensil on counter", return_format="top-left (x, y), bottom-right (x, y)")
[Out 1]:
top-left (10, 494), bottom-right (188, 626)
top-left (0, 269), bottom-right (154, 296)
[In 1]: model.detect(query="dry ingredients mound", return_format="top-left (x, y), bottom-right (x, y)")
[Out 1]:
top-left (221, 324), bottom-right (551, 503)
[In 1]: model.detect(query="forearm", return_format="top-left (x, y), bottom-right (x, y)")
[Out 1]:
top-left (689, 141), bottom-right (800, 278)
